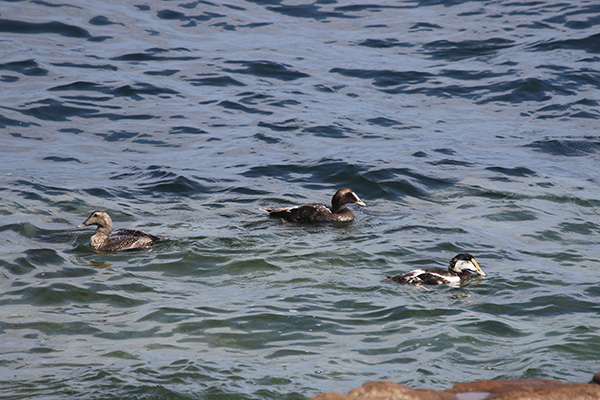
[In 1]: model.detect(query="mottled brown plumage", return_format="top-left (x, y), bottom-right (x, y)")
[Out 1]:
top-left (79, 211), bottom-right (163, 252)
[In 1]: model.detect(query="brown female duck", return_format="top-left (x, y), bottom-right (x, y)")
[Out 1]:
top-left (78, 211), bottom-right (163, 252)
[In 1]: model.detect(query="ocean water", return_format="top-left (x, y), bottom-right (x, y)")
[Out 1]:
top-left (1, 0), bottom-right (599, 398)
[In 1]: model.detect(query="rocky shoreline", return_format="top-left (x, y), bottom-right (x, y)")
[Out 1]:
top-left (309, 372), bottom-right (600, 400)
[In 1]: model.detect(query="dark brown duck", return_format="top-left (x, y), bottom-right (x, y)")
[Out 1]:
top-left (78, 211), bottom-right (163, 252)
top-left (260, 188), bottom-right (366, 223)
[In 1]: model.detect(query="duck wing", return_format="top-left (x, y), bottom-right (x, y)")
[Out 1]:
top-left (387, 268), bottom-right (458, 285)
top-left (100, 229), bottom-right (163, 252)
top-left (262, 203), bottom-right (332, 223)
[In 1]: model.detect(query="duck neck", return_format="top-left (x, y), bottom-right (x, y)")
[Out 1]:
top-left (331, 199), bottom-right (347, 213)
top-left (90, 223), bottom-right (112, 250)
top-left (457, 270), bottom-right (472, 280)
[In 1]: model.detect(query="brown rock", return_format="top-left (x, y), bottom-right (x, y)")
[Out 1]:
top-left (310, 393), bottom-right (348, 400)
top-left (487, 384), bottom-right (600, 400)
top-left (447, 379), bottom-right (600, 399)
top-left (447, 378), bottom-right (566, 394)
top-left (309, 381), bottom-right (457, 400)
top-left (348, 381), bottom-right (456, 400)
top-left (308, 373), bottom-right (600, 400)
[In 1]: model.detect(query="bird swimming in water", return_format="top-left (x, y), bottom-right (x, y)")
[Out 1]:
top-left (260, 188), bottom-right (366, 223)
top-left (386, 253), bottom-right (485, 286)
top-left (78, 210), bottom-right (163, 252)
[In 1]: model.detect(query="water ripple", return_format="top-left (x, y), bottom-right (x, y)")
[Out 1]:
top-left (0, 18), bottom-right (111, 41)
top-left (0, 59), bottom-right (48, 76)
top-left (423, 38), bottom-right (515, 61)
top-left (525, 137), bottom-right (600, 156)
top-left (530, 32), bottom-right (600, 54)
top-left (223, 60), bottom-right (310, 81)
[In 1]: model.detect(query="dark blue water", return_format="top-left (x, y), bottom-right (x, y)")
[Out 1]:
top-left (1, 0), bottom-right (599, 398)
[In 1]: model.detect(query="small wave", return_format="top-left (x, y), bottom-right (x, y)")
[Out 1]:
top-left (0, 18), bottom-right (110, 42)
top-left (1, 248), bottom-right (65, 275)
top-left (49, 81), bottom-right (179, 100)
top-left (479, 77), bottom-right (575, 104)
top-left (3, 283), bottom-right (146, 307)
top-left (524, 137), bottom-right (600, 156)
top-left (141, 174), bottom-right (208, 196)
top-left (530, 32), bottom-right (600, 54)
top-left (1, 114), bottom-right (38, 129)
top-left (143, 69), bottom-right (179, 76)
top-left (330, 67), bottom-right (432, 87)
top-left (89, 15), bottom-right (123, 26)
top-left (258, 119), bottom-right (302, 132)
top-left (242, 158), bottom-right (365, 185)
top-left (111, 48), bottom-right (199, 62)
top-left (14, 180), bottom-right (71, 198)
top-left (456, 319), bottom-right (528, 338)
top-left (356, 38), bottom-right (413, 48)
top-left (266, 3), bottom-right (355, 20)
top-left (423, 38), bottom-right (515, 61)
top-left (243, 160), bottom-right (454, 201)
top-left (110, 166), bottom-right (216, 198)
top-left (42, 156), bottom-right (81, 163)
top-left (303, 124), bottom-right (350, 138)
top-left (223, 60), bottom-right (309, 81)
top-left (483, 209), bottom-right (538, 222)
top-left (187, 75), bottom-right (246, 87)
top-left (169, 126), bottom-right (207, 135)
top-left (50, 62), bottom-right (118, 71)
top-left (156, 9), bottom-right (225, 23)
top-left (218, 100), bottom-right (272, 115)
top-left (253, 132), bottom-right (281, 144)
top-left (0, 59), bottom-right (48, 76)
top-left (18, 98), bottom-right (98, 122)
top-left (0, 319), bottom-right (100, 336)
top-left (112, 83), bottom-right (180, 100)
top-left (409, 22), bottom-right (443, 31)
top-left (536, 107), bottom-right (600, 120)
top-left (486, 166), bottom-right (537, 178)
top-left (366, 117), bottom-right (404, 128)
top-left (334, 4), bottom-right (405, 13)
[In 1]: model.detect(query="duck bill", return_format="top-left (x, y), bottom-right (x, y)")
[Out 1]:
top-left (353, 193), bottom-right (366, 206)
top-left (78, 217), bottom-right (92, 228)
top-left (471, 258), bottom-right (485, 276)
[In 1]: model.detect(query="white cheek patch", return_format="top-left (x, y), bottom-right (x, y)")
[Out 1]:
top-left (454, 260), bottom-right (470, 272)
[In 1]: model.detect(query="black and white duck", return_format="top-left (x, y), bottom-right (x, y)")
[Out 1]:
top-left (386, 253), bottom-right (485, 286)
top-left (78, 210), bottom-right (163, 252)
top-left (260, 188), bottom-right (365, 223)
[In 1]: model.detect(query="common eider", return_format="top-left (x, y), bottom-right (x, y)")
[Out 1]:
top-left (260, 188), bottom-right (366, 223)
top-left (78, 210), bottom-right (163, 252)
top-left (386, 253), bottom-right (485, 286)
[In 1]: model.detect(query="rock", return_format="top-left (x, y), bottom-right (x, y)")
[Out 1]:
top-left (310, 381), bottom-right (456, 400)
top-left (308, 374), bottom-right (600, 400)
top-left (448, 379), bottom-right (600, 400)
